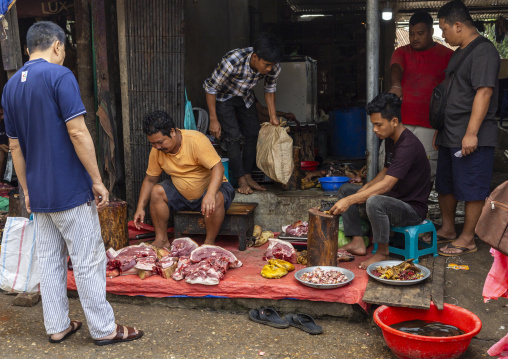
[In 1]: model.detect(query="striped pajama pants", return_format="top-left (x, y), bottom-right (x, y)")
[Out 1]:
top-left (33, 201), bottom-right (116, 339)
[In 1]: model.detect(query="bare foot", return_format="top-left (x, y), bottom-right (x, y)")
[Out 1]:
top-left (422, 228), bottom-right (457, 243)
top-left (360, 252), bottom-right (389, 269)
top-left (151, 238), bottom-right (170, 248)
top-left (96, 325), bottom-right (139, 341)
top-left (340, 237), bottom-right (366, 256)
top-left (245, 175), bottom-right (266, 191)
top-left (237, 177), bottom-right (253, 195)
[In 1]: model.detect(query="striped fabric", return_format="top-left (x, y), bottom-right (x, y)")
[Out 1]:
top-left (33, 202), bottom-right (116, 339)
top-left (203, 47), bottom-right (281, 108)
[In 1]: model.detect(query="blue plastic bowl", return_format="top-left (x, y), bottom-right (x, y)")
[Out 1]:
top-left (318, 176), bottom-right (350, 192)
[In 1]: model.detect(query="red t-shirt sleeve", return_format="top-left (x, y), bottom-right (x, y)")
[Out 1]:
top-left (390, 46), bottom-right (407, 71)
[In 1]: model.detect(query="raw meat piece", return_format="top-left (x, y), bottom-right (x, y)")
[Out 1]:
top-left (184, 256), bottom-right (230, 285)
top-left (169, 237), bottom-right (199, 257)
top-left (106, 242), bottom-right (157, 274)
top-left (189, 245), bottom-right (243, 268)
top-left (156, 256), bottom-right (179, 279)
top-left (135, 256), bottom-right (157, 271)
top-left (172, 257), bottom-right (192, 281)
top-left (119, 267), bottom-right (139, 276)
top-left (264, 238), bottom-right (297, 263)
top-left (283, 220), bottom-right (308, 237)
top-left (138, 270), bottom-right (154, 280)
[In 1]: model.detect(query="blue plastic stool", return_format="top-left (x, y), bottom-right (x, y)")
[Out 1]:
top-left (372, 220), bottom-right (438, 264)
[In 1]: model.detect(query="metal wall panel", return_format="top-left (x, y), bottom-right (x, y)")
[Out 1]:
top-left (122, 0), bottom-right (184, 215)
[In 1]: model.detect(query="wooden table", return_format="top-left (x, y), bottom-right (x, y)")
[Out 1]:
top-left (362, 255), bottom-right (445, 310)
top-left (173, 202), bottom-right (258, 251)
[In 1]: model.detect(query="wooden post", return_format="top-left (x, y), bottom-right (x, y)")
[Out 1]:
top-left (280, 146), bottom-right (301, 191)
top-left (307, 207), bottom-right (339, 266)
top-left (0, 4), bottom-right (22, 79)
top-left (75, 0), bottom-right (97, 147)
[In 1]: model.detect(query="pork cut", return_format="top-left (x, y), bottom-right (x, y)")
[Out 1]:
top-left (172, 257), bottom-right (192, 281)
top-left (283, 220), bottom-right (308, 237)
top-left (189, 245), bottom-right (243, 268)
top-left (169, 237), bottom-right (199, 257)
top-left (184, 256), bottom-right (230, 285)
top-left (135, 256), bottom-right (157, 271)
top-left (106, 243), bottom-right (157, 274)
top-left (155, 256), bottom-right (179, 279)
top-left (264, 238), bottom-right (298, 263)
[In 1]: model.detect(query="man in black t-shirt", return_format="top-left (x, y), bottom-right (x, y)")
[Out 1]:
top-left (331, 93), bottom-right (431, 269)
top-left (435, 0), bottom-right (499, 257)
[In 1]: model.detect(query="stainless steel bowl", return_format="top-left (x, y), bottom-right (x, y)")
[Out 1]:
top-left (366, 260), bottom-right (431, 286)
top-left (294, 266), bottom-right (355, 289)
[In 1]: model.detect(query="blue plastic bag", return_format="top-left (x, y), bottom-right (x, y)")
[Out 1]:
top-left (184, 89), bottom-right (196, 130)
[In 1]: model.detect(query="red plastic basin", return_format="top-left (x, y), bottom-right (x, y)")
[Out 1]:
top-left (374, 302), bottom-right (482, 359)
top-left (301, 161), bottom-right (319, 171)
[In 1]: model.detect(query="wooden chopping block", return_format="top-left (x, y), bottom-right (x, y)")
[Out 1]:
top-left (98, 197), bottom-right (128, 251)
top-left (307, 207), bottom-right (339, 266)
top-left (280, 146), bottom-right (302, 191)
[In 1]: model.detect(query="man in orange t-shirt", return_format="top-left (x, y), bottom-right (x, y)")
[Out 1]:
top-left (389, 11), bottom-right (453, 183)
top-left (133, 111), bottom-right (235, 248)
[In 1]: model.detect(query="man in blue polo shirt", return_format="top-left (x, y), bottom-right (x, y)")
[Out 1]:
top-left (2, 21), bottom-right (142, 346)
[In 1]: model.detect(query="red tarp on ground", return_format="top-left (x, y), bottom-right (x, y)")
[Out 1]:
top-left (67, 236), bottom-right (373, 310)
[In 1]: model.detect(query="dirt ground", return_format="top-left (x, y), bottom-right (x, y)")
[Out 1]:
top-left (0, 291), bottom-right (498, 359)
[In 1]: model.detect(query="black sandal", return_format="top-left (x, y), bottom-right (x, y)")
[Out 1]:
top-left (48, 320), bottom-right (82, 343)
top-left (284, 313), bottom-right (323, 335)
top-left (248, 308), bottom-right (289, 329)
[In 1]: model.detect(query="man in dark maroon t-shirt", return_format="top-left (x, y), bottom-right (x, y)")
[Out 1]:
top-left (331, 93), bottom-right (431, 269)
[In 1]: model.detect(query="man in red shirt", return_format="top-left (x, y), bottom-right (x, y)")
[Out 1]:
top-left (389, 11), bottom-right (453, 183)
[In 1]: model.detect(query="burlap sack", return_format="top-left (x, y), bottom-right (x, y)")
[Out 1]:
top-left (256, 123), bottom-right (294, 184)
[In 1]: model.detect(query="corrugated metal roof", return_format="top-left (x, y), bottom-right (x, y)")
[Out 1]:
top-left (286, 0), bottom-right (508, 18)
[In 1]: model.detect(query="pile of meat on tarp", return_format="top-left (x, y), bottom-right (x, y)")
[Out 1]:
top-left (104, 238), bottom-right (242, 285)
top-left (282, 220), bottom-right (308, 237)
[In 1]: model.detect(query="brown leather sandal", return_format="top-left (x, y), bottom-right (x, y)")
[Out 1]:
top-left (48, 320), bottom-right (82, 343)
top-left (94, 324), bottom-right (144, 346)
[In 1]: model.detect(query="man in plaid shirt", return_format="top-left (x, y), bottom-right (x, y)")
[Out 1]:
top-left (204, 33), bottom-right (282, 195)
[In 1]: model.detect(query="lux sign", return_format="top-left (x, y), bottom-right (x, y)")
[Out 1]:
top-left (41, 1), bottom-right (70, 15)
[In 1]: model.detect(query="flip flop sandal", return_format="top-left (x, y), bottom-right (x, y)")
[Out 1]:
top-left (438, 244), bottom-right (477, 257)
top-left (284, 313), bottom-right (323, 335)
top-left (94, 324), bottom-right (144, 346)
top-left (49, 320), bottom-right (82, 343)
top-left (248, 308), bottom-right (289, 329)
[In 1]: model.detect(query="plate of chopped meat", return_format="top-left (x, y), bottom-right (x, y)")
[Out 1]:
top-left (294, 266), bottom-right (354, 289)
top-left (366, 259), bottom-right (431, 286)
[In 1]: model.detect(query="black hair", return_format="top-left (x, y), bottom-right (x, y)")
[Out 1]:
top-left (253, 32), bottom-right (283, 63)
top-left (438, 0), bottom-right (474, 27)
top-left (26, 21), bottom-right (66, 53)
top-left (142, 111), bottom-right (175, 137)
top-left (409, 11), bottom-right (434, 30)
top-left (366, 93), bottom-right (402, 123)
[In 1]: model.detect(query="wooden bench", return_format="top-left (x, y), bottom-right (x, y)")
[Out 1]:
top-left (173, 202), bottom-right (258, 251)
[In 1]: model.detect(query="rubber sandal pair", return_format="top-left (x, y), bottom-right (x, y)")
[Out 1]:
top-left (48, 320), bottom-right (82, 343)
top-left (94, 324), bottom-right (144, 346)
top-left (439, 243), bottom-right (477, 257)
top-left (248, 308), bottom-right (323, 334)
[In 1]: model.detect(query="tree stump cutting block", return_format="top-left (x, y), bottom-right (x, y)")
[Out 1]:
top-left (98, 198), bottom-right (128, 251)
top-left (307, 207), bottom-right (339, 267)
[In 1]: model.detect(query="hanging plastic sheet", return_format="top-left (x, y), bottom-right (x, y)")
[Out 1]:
top-left (0, 0), bottom-right (16, 19)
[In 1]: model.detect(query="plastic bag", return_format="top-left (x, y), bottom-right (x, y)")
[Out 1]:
top-left (483, 248), bottom-right (508, 302)
top-left (3, 151), bottom-right (12, 182)
top-left (256, 122), bottom-right (293, 184)
top-left (184, 89), bottom-right (196, 131)
top-left (0, 215), bottom-right (40, 293)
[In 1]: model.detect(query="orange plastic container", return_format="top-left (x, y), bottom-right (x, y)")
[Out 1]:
top-left (374, 302), bottom-right (482, 359)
